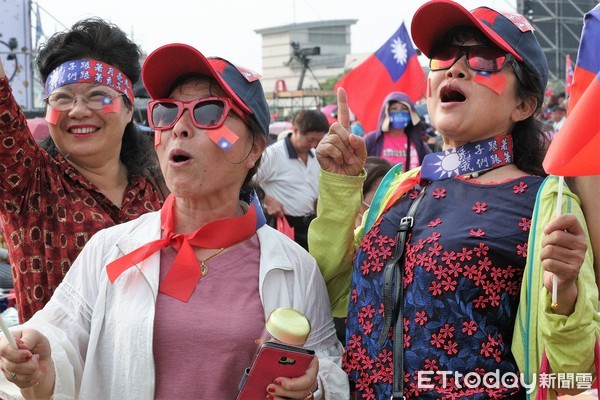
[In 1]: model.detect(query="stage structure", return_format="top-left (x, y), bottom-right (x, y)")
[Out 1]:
top-left (518, 0), bottom-right (598, 89)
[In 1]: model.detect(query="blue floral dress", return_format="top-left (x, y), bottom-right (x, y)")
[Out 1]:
top-left (344, 176), bottom-right (543, 399)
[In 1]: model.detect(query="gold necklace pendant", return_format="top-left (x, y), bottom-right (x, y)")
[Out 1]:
top-left (201, 261), bottom-right (209, 277)
top-left (199, 248), bottom-right (225, 277)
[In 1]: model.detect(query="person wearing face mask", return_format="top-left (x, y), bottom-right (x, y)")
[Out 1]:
top-left (363, 92), bottom-right (431, 171)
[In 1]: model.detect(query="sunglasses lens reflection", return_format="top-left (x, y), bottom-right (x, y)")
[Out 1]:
top-left (152, 102), bottom-right (179, 128)
top-left (193, 100), bottom-right (225, 128)
top-left (469, 47), bottom-right (506, 71)
top-left (430, 47), bottom-right (460, 70)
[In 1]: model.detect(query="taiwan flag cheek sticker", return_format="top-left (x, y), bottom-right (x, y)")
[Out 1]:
top-left (45, 106), bottom-right (61, 125)
top-left (427, 77), bottom-right (432, 98)
top-left (154, 131), bottom-right (161, 147)
top-left (101, 97), bottom-right (121, 113)
top-left (205, 125), bottom-right (239, 151)
top-left (473, 71), bottom-right (508, 95)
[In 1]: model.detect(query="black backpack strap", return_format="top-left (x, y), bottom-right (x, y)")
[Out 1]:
top-left (377, 186), bottom-right (426, 399)
top-left (405, 135), bottom-right (412, 173)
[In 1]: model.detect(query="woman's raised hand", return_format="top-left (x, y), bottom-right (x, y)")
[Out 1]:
top-left (316, 88), bottom-right (366, 176)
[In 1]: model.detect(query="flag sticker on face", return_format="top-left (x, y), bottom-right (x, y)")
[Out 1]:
top-left (101, 96), bottom-right (121, 113)
top-left (45, 106), bottom-right (61, 125)
top-left (473, 71), bottom-right (508, 95)
top-left (427, 77), bottom-right (432, 98)
top-left (205, 125), bottom-right (239, 150)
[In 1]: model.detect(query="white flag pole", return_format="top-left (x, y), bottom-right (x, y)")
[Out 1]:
top-left (0, 314), bottom-right (17, 349)
top-left (551, 176), bottom-right (564, 309)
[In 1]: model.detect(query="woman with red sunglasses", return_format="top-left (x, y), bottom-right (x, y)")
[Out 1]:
top-left (309, 1), bottom-right (598, 399)
top-left (0, 43), bottom-right (348, 400)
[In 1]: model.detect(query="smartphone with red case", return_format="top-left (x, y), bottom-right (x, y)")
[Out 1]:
top-left (236, 341), bottom-right (315, 400)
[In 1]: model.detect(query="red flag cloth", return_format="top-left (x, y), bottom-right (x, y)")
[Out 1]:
top-left (543, 4), bottom-right (600, 176)
top-left (543, 72), bottom-right (600, 176)
top-left (334, 22), bottom-right (426, 133)
top-left (565, 54), bottom-right (574, 95)
top-left (568, 4), bottom-right (600, 114)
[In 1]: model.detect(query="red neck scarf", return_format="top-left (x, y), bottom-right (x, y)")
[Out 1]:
top-left (106, 193), bottom-right (263, 301)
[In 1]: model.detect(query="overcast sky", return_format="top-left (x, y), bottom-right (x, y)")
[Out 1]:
top-left (36, 0), bottom-right (517, 73)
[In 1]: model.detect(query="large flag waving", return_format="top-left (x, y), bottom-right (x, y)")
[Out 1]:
top-left (334, 22), bottom-right (426, 133)
top-left (543, 4), bottom-right (600, 176)
top-left (567, 4), bottom-right (600, 114)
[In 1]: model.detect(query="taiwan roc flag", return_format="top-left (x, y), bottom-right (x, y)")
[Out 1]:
top-left (543, 3), bottom-right (600, 176)
top-left (334, 22), bottom-right (426, 133)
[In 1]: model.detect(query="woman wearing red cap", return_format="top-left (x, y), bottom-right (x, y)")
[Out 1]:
top-left (0, 43), bottom-right (347, 400)
top-left (309, 1), bottom-right (598, 399)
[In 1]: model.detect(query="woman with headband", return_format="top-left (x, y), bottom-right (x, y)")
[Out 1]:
top-left (0, 18), bottom-right (166, 323)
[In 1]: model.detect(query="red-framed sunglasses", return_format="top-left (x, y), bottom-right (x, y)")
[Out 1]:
top-left (147, 97), bottom-right (248, 130)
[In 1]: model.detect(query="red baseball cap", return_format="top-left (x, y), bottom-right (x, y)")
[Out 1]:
top-left (142, 43), bottom-right (270, 136)
top-left (411, 0), bottom-right (548, 91)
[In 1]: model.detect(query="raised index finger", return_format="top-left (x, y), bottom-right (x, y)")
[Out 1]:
top-left (336, 87), bottom-right (351, 131)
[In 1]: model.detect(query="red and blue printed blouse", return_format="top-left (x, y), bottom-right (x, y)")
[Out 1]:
top-left (344, 176), bottom-right (543, 399)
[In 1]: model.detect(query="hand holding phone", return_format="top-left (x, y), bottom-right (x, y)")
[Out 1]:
top-left (236, 341), bottom-right (315, 400)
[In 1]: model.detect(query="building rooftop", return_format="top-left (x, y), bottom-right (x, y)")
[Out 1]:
top-left (255, 19), bottom-right (357, 35)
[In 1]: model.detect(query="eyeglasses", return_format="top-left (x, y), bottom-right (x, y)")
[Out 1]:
top-left (45, 90), bottom-right (122, 111)
top-left (147, 97), bottom-right (247, 130)
top-left (429, 45), bottom-right (516, 73)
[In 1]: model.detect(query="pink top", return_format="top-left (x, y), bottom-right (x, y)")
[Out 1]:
top-left (381, 133), bottom-right (420, 168)
top-left (153, 235), bottom-right (264, 399)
